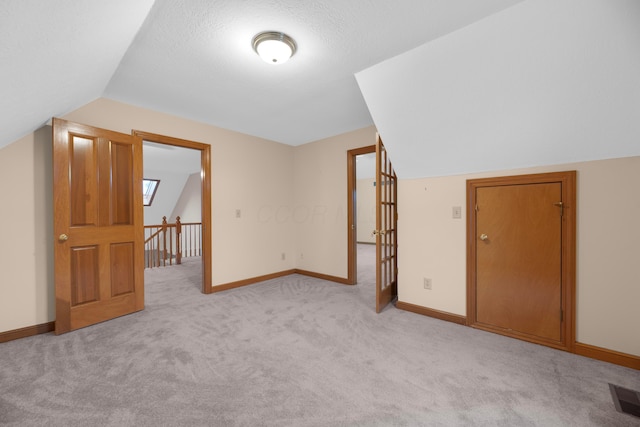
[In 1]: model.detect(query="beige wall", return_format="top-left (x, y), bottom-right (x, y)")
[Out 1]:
top-left (63, 98), bottom-right (297, 286)
top-left (398, 156), bottom-right (640, 357)
top-left (356, 178), bottom-right (376, 244)
top-left (0, 127), bottom-right (54, 332)
top-left (2, 100), bottom-right (637, 360)
top-left (293, 126), bottom-right (378, 278)
top-left (0, 98), bottom-right (298, 333)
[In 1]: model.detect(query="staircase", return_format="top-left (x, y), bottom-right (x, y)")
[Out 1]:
top-left (144, 216), bottom-right (202, 268)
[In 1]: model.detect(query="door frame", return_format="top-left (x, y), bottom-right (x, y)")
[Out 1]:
top-left (466, 171), bottom-right (576, 351)
top-left (347, 145), bottom-right (376, 285)
top-left (133, 131), bottom-right (213, 294)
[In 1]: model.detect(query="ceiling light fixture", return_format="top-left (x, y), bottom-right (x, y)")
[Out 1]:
top-left (252, 31), bottom-right (296, 64)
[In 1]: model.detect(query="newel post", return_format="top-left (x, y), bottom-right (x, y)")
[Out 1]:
top-left (175, 216), bottom-right (182, 265)
top-left (161, 216), bottom-right (168, 263)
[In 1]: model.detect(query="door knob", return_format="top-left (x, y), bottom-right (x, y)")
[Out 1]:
top-left (58, 234), bottom-right (69, 242)
top-left (479, 233), bottom-right (488, 241)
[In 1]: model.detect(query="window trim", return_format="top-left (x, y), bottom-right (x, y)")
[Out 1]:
top-left (143, 178), bottom-right (160, 206)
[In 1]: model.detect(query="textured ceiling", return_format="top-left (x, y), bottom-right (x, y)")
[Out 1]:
top-left (0, 0), bottom-right (522, 150)
top-left (0, 0), bottom-right (156, 149)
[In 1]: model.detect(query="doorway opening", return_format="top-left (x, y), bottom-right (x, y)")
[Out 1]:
top-left (134, 131), bottom-right (212, 294)
top-left (347, 138), bottom-right (398, 313)
top-left (354, 152), bottom-right (377, 296)
top-left (347, 145), bottom-right (376, 286)
top-left (347, 145), bottom-right (380, 311)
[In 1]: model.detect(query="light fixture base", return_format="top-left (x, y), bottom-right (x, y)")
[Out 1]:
top-left (252, 31), bottom-right (297, 64)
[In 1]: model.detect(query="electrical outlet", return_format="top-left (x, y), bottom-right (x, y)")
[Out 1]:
top-left (281, 252), bottom-right (285, 261)
top-left (423, 278), bottom-right (432, 290)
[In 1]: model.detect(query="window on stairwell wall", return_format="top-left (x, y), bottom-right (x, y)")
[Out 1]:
top-left (143, 179), bottom-right (160, 206)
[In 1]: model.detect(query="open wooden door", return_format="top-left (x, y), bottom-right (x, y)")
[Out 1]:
top-left (53, 118), bottom-right (144, 334)
top-left (373, 135), bottom-right (398, 313)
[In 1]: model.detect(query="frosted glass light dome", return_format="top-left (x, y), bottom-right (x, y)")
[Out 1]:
top-left (252, 32), bottom-right (296, 65)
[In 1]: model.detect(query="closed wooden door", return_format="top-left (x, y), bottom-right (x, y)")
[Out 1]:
top-left (374, 135), bottom-right (398, 313)
top-left (477, 182), bottom-right (561, 340)
top-left (467, 172), bottom-right (576, 350)
top-left (53, 119), bottom-right (144, 334)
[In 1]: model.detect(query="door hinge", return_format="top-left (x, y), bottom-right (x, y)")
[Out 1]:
top-left (560, 310), bottom-right (564, 322)
top-left (475, 204), bottom-right (479, 212)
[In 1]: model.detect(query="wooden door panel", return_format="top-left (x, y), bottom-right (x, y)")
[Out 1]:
top-left (54, 118), bottom-right (144, 334)
top-left (69, 293), bottom-right (139, 331)
top-left (111, 141), bottom-right (134, 225)
top-left (69, 135), bottom-right (99, 227)
top-left (111, 242), bottom-right (135, 297)
top-left (476, 183), bottom-right (562, 341)
top-left (70, 246), bottom-right (99, 306)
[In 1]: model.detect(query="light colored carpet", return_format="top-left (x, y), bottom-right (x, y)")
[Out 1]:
top-left (1, 245), bottom-right (639, 426)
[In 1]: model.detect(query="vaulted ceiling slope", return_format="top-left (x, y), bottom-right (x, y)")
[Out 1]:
top-left (357, 0), bottom-right (640, 179)
top-left (0, 0), bottom-right (156, 149)
top-left (0, 0), bottom-right (522, 151)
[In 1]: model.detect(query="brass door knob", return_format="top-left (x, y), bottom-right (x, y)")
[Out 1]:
top-left (479, 233), bottom-right (488, 241)
top-left (59, 234), bottom-right (69, 242)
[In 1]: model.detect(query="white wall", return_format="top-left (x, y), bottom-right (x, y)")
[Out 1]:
top-left (143, 170), bottom-right (190, 225)
top-left (356, 0), bottom-right (640, 179)
top-left (293, 126), bottom-right (378, 277)
top-left (171, 172), bottom-right (201, 223)
top-left (398, 156), bottom-right (640, 357)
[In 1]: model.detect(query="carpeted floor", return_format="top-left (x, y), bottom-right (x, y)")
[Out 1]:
top-left (1, 245), bottom-right (639, 426)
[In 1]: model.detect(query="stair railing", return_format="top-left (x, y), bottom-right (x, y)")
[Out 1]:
top-left (144, 216), bottom-right (202, 269)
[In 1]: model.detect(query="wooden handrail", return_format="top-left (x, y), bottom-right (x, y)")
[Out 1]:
top-left (144, 216), bottom-right (202, 269)
top-left (144, 227), bottom-right (165, 244)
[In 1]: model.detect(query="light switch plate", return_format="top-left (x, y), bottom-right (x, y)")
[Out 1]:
top-left (452, 206), bottom-right (462, 219)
